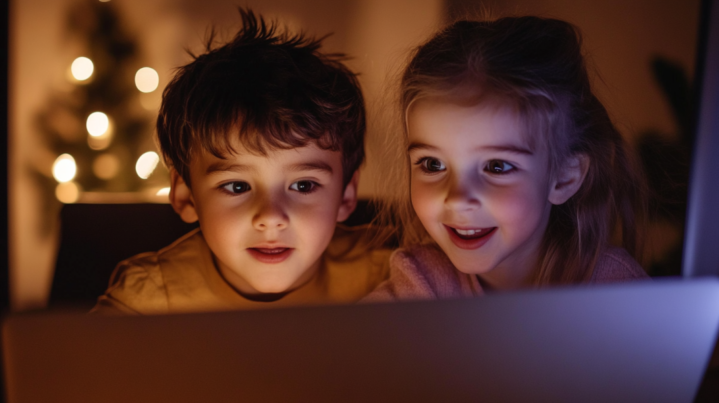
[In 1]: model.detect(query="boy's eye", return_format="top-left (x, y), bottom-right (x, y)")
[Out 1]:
top-left (485, 160), bottom-right (515, 174)
top-left (419, 157), bottom-right (446, 172)
top-left (222, 181), bottom-right (251, 194)
top-left (289, 180), bottom-right (317, 193)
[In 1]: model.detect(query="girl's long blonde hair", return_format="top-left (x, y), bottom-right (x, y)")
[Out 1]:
top-left (374, 16), bottom-right (646, 284)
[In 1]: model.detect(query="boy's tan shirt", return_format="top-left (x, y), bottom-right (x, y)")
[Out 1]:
top-left (91, 225), bottom-right (390, 315)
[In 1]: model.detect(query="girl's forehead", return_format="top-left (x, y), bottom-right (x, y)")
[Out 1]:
top-left (409, 98), bottom-right (519, 138)
top-left (407, 95), bottom-right (546, 154)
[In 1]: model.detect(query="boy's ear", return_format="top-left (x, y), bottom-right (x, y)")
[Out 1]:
top-left (548, 154), bottom-right (590, 205)
top-left (336, 170), bottom-right (360, 223)
top-left (169, 169), bottom-right (199, 223)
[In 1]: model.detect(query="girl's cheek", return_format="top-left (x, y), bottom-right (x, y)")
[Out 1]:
top-left (411, 182), bottom-right (440, 217)
top-left (490, 185), bottom-right (546, 226)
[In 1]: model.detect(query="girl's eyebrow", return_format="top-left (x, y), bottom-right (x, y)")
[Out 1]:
top-left (478, 144), bottom-right (534, 155)
top-left (407, 142), bottom-right (533, 155)
top-left (407, 142), bottom-right (438, 152)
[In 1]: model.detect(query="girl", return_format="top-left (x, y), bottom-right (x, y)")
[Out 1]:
top-left (367, 16), bottom-right (648, 300)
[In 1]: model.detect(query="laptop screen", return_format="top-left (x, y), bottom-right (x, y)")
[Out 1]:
top-left (684, 0), bottom-right (719, 277)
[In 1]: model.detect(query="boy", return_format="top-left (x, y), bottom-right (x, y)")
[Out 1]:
top-left (92, 9), bottom-right (389, 314)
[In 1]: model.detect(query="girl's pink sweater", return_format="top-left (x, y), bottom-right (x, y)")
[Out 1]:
top-left (364, 244), bottom-right (649, 302)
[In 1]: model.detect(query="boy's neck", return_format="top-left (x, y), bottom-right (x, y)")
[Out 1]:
top-left (212, 254), bottom-right (324, 302)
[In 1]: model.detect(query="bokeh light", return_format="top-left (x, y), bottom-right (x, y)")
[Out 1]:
top-left (86, 112), bottom-right (109, 137)
top-left (71, 57), bottom-right (94, 81)
top-left (55, 182), bottom-right (80, 203)
top-left (93, 153), bottom-right (120, 179)
top-left (136, 151), bottom-right (160, 179)
top-left (139, 92), bottom-right (162, 111)
top-left (52, 154), bottom-right (77, 183)
top-left (87, 135), bottom-right (112, 150)
top-left (156, 187), bottom-right (171, 196)
top-left (135, 67), bottom-right (159, 93)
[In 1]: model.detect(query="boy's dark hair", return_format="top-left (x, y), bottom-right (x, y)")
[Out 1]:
top-left (157, 9), bottom-right (365, 186)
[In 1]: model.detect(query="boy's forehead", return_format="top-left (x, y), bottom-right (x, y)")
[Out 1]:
top-left (194, 142), bottom-right (342, 175)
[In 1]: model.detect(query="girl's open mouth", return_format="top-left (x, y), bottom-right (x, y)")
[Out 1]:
top-left (247, 247), bottom-right (293, 264)
top-left (445, 225), bottom-right (497, 250)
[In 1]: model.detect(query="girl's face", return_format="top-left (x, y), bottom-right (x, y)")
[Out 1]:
top-left (407, 97), bottom-right (558, 289)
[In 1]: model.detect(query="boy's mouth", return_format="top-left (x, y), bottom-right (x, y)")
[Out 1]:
top-left (445, 225), bottom-right (496, 250)
top-left (247, 247), bottom-right (293, 264)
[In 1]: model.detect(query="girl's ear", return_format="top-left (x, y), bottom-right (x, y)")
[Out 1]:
top-left (169, 169), bottom-right (199, 223)
top-left (548, 154), bottom-right (590, 205)
top-left (336, 170), bottom-right (360, 223)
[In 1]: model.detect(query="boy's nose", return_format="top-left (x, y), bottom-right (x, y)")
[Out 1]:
top-left (252, 199), bottom-right (289, 231)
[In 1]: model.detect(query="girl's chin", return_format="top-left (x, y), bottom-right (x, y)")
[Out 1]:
top-left (445, 253), bottom-right (495, 276)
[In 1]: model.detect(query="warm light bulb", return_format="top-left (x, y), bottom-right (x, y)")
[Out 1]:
top-left (86, 112), bottom-right (109, 137)
top-left (136, 151), bottom-right (160, 179)
top-left (93, 153), bottom-right (120, 179)
top-left (71, 57), bottom-right (94, 81)
top-left (139, 92), bottom-right (161, 111)
top-left (52, 154), bottom-right (77, 183)
top-left (56, 182), bottom-right (80, 203)
top-left (156, 187), bottom-right (170, 196)
top-left (135, 67), bottom-right (159, 93)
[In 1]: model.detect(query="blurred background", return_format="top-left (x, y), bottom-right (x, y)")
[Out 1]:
top-left (9, 0), bottom-right (700, 311)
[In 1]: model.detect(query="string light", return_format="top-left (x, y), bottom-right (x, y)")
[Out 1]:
top-left (87, 132), bottom-right (112, 150)
top-left (93, 153), bottom-right (120, 179)
top-left (86, 112), bottom-right (109, 137)
top-left (52, 154), bottom-right (77, 183)
top-left (56, 182), bottom-right (80, 203)
top-left (139, 92), bottom-right (161, 111)
top-left (136, 151), bottom-right (160, 179)
top-left (71, 57), bottom-right (94, 81)
top-left (135, 67), bottom-right (159, 93)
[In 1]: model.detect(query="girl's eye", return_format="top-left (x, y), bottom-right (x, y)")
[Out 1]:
top-left (289, 180), bottom-right (318, 194)
top-left (485, 160), bottom-right (515, 174)
top-left (418, 157), bottom-right (446, 173)
top-left (222, 181), bottom-right (251, 194)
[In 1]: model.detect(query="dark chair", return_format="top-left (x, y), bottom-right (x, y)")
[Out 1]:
top-left (49, 204), bottom-right (198, 310)
top-left (49, 200), bottom-right (377, 310)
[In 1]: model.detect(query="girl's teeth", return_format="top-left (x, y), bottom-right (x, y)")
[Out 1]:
top-left (456, 229), bottom-right (480, 236)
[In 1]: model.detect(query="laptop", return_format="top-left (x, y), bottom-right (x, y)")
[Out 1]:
top-left (4, 278), bottom-right (719, 403)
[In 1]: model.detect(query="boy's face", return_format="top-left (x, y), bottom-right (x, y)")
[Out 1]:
top-left (170, 139), bottom-right (358, 298)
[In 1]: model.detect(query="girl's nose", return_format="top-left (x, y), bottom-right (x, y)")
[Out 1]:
top-left (444, 173), bottom-right (480, 210)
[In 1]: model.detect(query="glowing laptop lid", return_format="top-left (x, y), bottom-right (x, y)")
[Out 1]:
top-left (3, 278), bottom-right (718, 403)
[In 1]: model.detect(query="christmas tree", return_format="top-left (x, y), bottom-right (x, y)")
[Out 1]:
top-left (33, 0), bottom-right (167, 215)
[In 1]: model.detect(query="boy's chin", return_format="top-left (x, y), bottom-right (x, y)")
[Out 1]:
top-left (239, 281), bottom-right (295, 302)
top-left (241, 277), bottom-right (304, 299)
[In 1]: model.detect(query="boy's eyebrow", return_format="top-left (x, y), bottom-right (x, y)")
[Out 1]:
top-left (287, 161), bottom-right (334, 174)
top-left (205, 162), bottom-right (254, 175)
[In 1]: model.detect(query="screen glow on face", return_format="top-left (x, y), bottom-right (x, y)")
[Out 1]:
top-left (407, 98), bottom-right (555, 289)
top-left (187, 141), bottom-right (348, 297)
